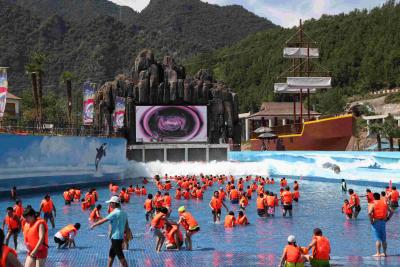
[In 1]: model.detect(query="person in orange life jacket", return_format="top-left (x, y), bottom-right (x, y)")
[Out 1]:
top-left (246, 186), bottom-right (253, 200)
top-left (293, 190), bottom-right (300, 203)
top-left (0, 228), bottom-right (23, 267)
top-left (163, 192), bottom-right (172, 216)
top-left (282, 186), bottom-right (293, 217)
top-left (224, 211), bottom-right (236, 228)
top-left (279, 235), bottom-right (305, 267)
top-left (380, 191), bottom-right (388, 203)
top-left (119, 188), bottom-right (130, 203)
top-left (54, 223), bottom-right (80, 249)
top-left (141, 186), bottom-right (147, 195)
top-left (360, 189), bottom-right (374, 206)
top-left (81, 197), bottom-right (91, 211)
top-left (306, 228), bottom-right (331, 267)
top-left (74, 187), bottom-right (81, 201)
top-left (150, 207), bottom-right (169, 252)
top-left (23, 207), bottom-right (48, 267)
top-left (2, 207), bottom-right (21, 250)
top-left (266, 192), bottom-right (278, 217)
top-left (229, 186), bottom-right (240, 204)
top-left (387, 186), bottom-right (399, 209)
top-left (368, 192), bottom-right (394, 257)
top-left (236, 211), bottom-right (249, 225)
top-left (85, 190), bottom-right (96, 209)
top-left (144, 194), bottom-right (155, 221)
top-left (209, 191), bottom-right (229, 223)
top-left (14, 199), bottom-right (24, 220)
top-left (90, 196), bottom-right (129, 267)
top-left (39, 194), bottom-right (56, 229)
top-left (239, 194), bottom-right (249, 210)
top-left (177, 206), bottom-right (199, 251)
top-left (165, 224), bottom-right (184, 250)
top-left (341, 199), bottom-right (353, 219)
top-left (175, 188), bottom-right (182, 200)
top-left (134, 185), bottom-right (141, 195)
top-left (127, 185), bottom-right (134, 194)
top-left (183, 189), bottom-right (191, 200)
top-left (89, 204), bottom-right (102, 222)
top-left (154, 191), bottom-right (164, 208)
top-left (348, 189), bottom-right (361, 219)
top-left (63, 188), bottom-right (72, 205)
top-left (256, 193), bottom-right (267, 217)
top-left (293, 181), bottom-right (299, 191)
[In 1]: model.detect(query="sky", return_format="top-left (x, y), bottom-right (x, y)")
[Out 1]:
top-left (110, 0), bottom-right (387, 27)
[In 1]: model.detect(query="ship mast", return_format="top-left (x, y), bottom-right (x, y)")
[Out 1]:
top-left (274, 19), bottom-right (331, 128)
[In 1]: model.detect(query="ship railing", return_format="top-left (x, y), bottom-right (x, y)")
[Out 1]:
top-left (271, 123), bottom-right (303, 136)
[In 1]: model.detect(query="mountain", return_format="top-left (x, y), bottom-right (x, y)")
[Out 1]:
top-left (0, 0), bottom-right (275, 96)
top-left (186, 1), bottom-right (400, 113)
top-left (6, 0), bottom-right (139, 25)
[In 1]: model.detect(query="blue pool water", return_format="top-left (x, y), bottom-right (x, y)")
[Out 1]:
top-left (2, 176), bottom-right (400, 266)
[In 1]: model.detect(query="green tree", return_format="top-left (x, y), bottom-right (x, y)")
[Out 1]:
top-left (381, 114), bottom-right (400, 151)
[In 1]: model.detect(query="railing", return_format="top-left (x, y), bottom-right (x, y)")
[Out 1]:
top-left (0, 121), bottom-right (125, 138)
top-left (271, 123), bottom-right (303, 136)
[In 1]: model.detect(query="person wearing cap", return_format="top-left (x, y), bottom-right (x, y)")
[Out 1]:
top-left (177, 206), bottom-right (199, 251)
top-left (90, 196), bottom-right (129, 267)
top-left (279, 235), bottom-right (305, 267)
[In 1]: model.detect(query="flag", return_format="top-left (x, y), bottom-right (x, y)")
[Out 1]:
top-left (0, 68), bottom-right (8, 118)
top-left (113, 96), bottom-right (125, 131)
top-left (83, 82), bottom-right (96, 125)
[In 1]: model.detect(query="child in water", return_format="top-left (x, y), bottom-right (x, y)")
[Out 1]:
top-left (342, 199), bottom-right (353, 219)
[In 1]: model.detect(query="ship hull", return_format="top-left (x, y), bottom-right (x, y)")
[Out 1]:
top-left (250, 114), bottom-right (354, 151)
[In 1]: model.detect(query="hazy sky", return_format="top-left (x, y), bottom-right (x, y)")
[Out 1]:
top-left (110, 0), bottom-right (387, 27)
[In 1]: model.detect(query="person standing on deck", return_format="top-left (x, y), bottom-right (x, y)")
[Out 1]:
top-left (90, 196), bottom-right (129, 267)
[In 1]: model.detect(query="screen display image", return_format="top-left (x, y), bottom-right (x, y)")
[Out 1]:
top-left (136, 106), bottom-right (207, 142)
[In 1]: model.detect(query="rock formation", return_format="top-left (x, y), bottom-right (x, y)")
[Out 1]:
top-left (94, 49), bottom-right (241, 148)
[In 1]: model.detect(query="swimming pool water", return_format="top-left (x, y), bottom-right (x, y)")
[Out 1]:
top-left (1, 177), bottom-right (400, 267)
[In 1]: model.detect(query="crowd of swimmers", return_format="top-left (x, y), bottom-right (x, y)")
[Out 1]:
top-left (1, 175), bottom-right (398, 266)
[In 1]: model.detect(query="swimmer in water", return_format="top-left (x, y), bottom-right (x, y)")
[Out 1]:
top-left (236, 211), bottom-right (249, 225)
top-left (224, 211), bottom-right (236, 228)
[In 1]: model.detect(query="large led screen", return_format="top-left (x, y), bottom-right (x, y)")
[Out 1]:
top-left (135, 106), bottom-right (207, 143)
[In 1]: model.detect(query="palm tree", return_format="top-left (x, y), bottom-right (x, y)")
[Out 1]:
top-left (25, 52), bottom-right (47, 128)
top-left (354, 118), bottom-right (367, 151)
top-left (61, 71), bottom-right (74, 126)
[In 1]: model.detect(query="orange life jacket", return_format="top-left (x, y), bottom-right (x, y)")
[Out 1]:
top-left (163, 196), bottom-right (172, 207)
top-left (342, 203), bottom-right (352, 215)
top-left (285, 244), bottom-right (302, 263)
top-left (293, 190), bottom-right (300, 199)
top-left (282, 191), bottom-right (293, 204)
top-left (240, 196), bottom-right (248, 207)
top-left (63, 191), bottom-right (71, 201)
top-left (350, 193), bottom-right (360, 206)
top-left (180, 212), bottom-right (199, 230)
top-left (74, 190), bottom-right (81, 200)
top-left (236, 215), bottom-right (248, 225)
top-left (127, 187), bottom-right (134, 194)
top-left (391, 190), bottom-right (399, 202)
top-left (141, 188), bottom-right (147, 195)
top-left (41, 199), bottom-right (54, 213)
top-left (230, 189), bottom-right (239, 200)
top-left (144, 199), bottom-right (153, 211)
top-left (266, 196), bottom-right (276, 207)
top-left (111, 185), bottom-right (119, 192)
top-left (89, 208), bottom-right (100, 221)
top-left (257, 197), bottom-right (265, 209)
top-left (373, 199), bottom-right (388, 220)
top-left (175, 190), bottom-right (182, 200)
top-left (313, 236), bottom-right (330, 260)
top-left (219, 191), bottom-right (226, 200)
top-left (151, 213), bottom-right (165, 229)
top-left (165, 183), bottom-right (172, 190)
top-left (59, 224), bottom-right (77, 239)
top-left (5, 215), bottom-right (19, 230)
top-left (13, 204), bottom-right (24, 218)
top-left (224, 215), bottom-right (235, 227)
top-left (1, 244), bottom-right (17, 267)
top-left (25, 219), bottom-right (48, 255)
top-left (166, 225), bottom-right (183, 245)
top-left (210, 197), bottom-right (222, 210)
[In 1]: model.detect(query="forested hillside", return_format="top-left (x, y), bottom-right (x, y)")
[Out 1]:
top-left (0, 0), bottom-right (274, 95)
top-left (186, 1), bottom-right (400, 113)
